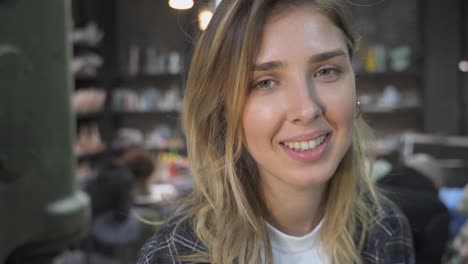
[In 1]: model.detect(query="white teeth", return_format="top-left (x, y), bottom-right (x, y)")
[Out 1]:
top-left (294, 142), bottom-right (300, 150)
top-left (309, 139), bottom-right (316, 149)
top-left (321, 135), bottom-right (326, 144)
top-left (283, 134), bottom-right (327, 151)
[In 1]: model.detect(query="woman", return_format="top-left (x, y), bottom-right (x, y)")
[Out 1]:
top-left (138, 0), bottom-right (414, 263)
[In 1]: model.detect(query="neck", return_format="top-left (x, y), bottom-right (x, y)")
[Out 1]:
top-left (262, 181), bottom-right (326, 236)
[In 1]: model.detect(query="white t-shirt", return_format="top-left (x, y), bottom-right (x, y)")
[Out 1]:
top-left (264, 220), bottom-right (330, 264)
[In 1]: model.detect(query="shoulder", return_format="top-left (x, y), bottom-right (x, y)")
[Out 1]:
top-left (361, 199), bottom-right (415, 264)
top-left (136, 217), bottom-right (205, 264)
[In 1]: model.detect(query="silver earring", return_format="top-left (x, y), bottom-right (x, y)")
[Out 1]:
top-left (356, 100), bottom-right (361, 119)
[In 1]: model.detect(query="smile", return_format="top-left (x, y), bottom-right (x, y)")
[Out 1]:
top-left (279, 133), bottom-right (331, 162)
top-left (280, 134), bottom-right (329, 151)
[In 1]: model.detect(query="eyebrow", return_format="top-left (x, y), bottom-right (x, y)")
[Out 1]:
top-left (253, 61), bottom-right (285, 71)
top-left (308, 49), bottom-right (346, 63)
top-left (252, 49), bottom-right (346, 72)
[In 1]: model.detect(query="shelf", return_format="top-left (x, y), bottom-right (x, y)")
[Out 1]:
top-left (361, 105), bottom-right (421, 114)
top-left (76, 111), bottom-right (105, 121)
top-left (73, 42), bottom-right (100, 53)
top-left (75, 146), bottom-right (185, 162)
top-left (76, 149), bottom-right (107, 162)
top-left (114, 73), bottom-right (183, 85)
top-left (402, 133), bottom-right (468, 148)
top-left (146, 146), bottom-right (185, 154)
top-left (111, 110), bottom-right (180, 118)
top-left (356, 71), bottom-right (421, 80)
top-left (75, 75), bottom-right (99, 83)
top-left (112, 145), bottom-right (185, 154)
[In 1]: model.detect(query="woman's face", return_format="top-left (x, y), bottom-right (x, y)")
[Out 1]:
top-left (242, 7), bottom-right (356, 191)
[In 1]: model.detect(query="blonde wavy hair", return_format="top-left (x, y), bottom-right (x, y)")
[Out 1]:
top-left (178, 0), bottom-right (380, 263)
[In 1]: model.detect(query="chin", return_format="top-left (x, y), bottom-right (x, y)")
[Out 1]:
top-left (288, 167), bottom-right (336, 189)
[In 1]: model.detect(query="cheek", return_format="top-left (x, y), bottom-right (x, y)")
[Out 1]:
top-left (322, 89), bottom-right (355, 133)
top-left (242, 96), bottom-right (283, 147)
top-left (342, 99), bottom-right (356, 129)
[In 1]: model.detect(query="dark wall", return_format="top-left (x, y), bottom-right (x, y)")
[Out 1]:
top-left (463, 0), bottom-right (468, 135)
top-left (423, 0), bottom-right (464, 135)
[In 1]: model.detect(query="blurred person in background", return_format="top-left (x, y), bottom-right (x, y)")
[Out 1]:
top-left (456, 185), bottom-right (468, 215)
top-left (376, 153), bottom-right (450, 264)
top-left (439, 177), bottom-right (468, 238)
top-left (82, 160), bottom-right (139, 259)
top-left (81, 154), bottom-right (162, 262)
top-left (119, 148), bottom-right (156, 198)
top-left (137, 0), bottom-right (414, 263)
top-left (85, 160), bottom-right (134, 223)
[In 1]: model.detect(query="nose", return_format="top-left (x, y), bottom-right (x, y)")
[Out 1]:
top-left (286, 78), bottom-right (324, 124)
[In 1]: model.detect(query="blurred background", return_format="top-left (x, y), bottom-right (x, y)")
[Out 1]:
top-left (0, 0), bottom-right (467, 263)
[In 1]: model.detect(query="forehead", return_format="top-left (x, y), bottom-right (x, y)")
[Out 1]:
top-left (256, 7), bottom-right (348, 62)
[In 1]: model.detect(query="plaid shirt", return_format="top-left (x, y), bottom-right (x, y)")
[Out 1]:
top-left (137, 202), bottom-right (415, 264)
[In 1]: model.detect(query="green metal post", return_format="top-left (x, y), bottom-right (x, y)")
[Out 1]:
top-left (0, 0), bottom-right (90, 262)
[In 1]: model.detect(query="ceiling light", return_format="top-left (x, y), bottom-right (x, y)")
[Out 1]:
top-left (459, 60), bottom-right (468, 72)
top-left (168, 0), bottom-right (194, 10)
top-left (198, 9), bottom-right (213, 31)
